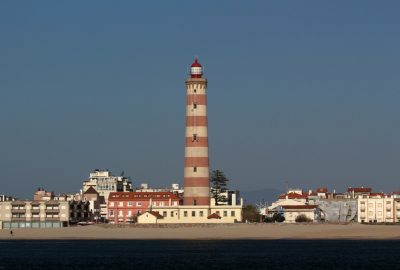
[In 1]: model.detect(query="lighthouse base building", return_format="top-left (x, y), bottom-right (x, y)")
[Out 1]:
top-left (137, 58), bottom-right (243, 224)
top-left (138, 197), bottom-right (243, 224)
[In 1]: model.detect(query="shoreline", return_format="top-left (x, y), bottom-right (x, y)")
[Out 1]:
top-left (1, 223), bottom-right (400, 240)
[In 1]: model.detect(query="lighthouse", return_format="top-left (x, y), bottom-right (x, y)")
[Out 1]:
top-left (183, 58), bottom-right (210, 206)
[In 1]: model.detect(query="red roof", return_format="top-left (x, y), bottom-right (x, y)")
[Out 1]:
top-left (316, 187), bottom-right (328, 193)
top-left (369, 192), bottom-right (385, 197)
top-left (278, 192), bottom-right (308, 199)
top-left (108, 192), bottom-right (181, 201)
top-left (191, 58), bottom-right (202, 67)
top-left (282, 205), bottom-right (317, 210)
top-left (347, 187), bottom-right (372, 193)
top-left (207, 213), bottom-right (221, 219)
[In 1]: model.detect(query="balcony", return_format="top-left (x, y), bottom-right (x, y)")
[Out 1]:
top-left (45, 217), bottom-right (60, 221)
top-left (11, 217), bottom-right (27, 221)
top-left (11, 209), bottom-right (26, 214)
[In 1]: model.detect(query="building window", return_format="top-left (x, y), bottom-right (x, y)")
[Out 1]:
top-left (170, 211), bottom-right (174, 217)
top-left (163, 211), bottom-right (167, 217)
top-left (137, 210), bottom-right (142, 215)
top-left (192, 211), bottom-right (196, 217)
top-left (118, 202), bottom-right (123, 207)
top-left (136, 202), bottom-right (142, 206)
top-left (231, 211), bottom-right (235, 217)
top-left (128, 202), bottom-right (133, 206)
top-left (110, 202), bottom-right (114, 207)
top-left (223, 211), bottom-right (227, 217)
top-left (193, 200), bottom-right (197, 206)
top-left (184, 211), bottom-right (188, 217)
top-left (193, 167), bottom-right (197, 172)
top-left (200, 211), bottom-right (204, 217)
top-left (194, 89), bottom-right (197, 93)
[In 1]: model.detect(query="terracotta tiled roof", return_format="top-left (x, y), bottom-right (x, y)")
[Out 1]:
top-left (278, 192), bottom-right (308, 199)
top-left (316, 187), bottom-right (328, 193)
top-left (207, 213), bottom-right (221, 219)
top-left (108, 192), bottom-right (181, 201)
top-left (282, 205), bottom-right (317, 210)
top-left (84, 187), bottom-right (99, 195)
top-left (369, 193), bottom-right (385, 197)
top-left (347, 187), bottom-right (372, 193)
top-left (148, 211), bottom-right (164, 219)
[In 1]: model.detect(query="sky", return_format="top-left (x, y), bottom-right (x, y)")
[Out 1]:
top-left (1, 1), bottom-right (400, 199)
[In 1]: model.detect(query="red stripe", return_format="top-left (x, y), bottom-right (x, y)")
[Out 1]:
top-left (186, 116), bottom-right (208, 126)
top-left (186, 95), bottom-right (206, 105)
top-left (185, 157), bottom-right (209, 167)
top-left (184, 177), bottom-right (209, 187)
top-left (185, 137), bottom-right (208, 147)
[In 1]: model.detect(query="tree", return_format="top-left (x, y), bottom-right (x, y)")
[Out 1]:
top-left (272, 213), bottom-right (285, 223)
top-left (295, 214), bottom-right (312, 223)
top-left (242, 204), bottom-right (261, 223)
top-left (210, 170), bottom-right (229, 205)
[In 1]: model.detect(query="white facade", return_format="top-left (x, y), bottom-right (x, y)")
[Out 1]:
top-left (138, 197), bottom-right (243, 224)
top-left (358, 195), bottom-right (395, 223)
top-left (82, 169), bottom-right (132, 202)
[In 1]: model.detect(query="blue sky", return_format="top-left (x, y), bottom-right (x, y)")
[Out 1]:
top-left (1, 1), bottom-right (400, 198)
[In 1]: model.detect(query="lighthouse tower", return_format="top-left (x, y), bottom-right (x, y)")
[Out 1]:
top-left (184, 58), bottom-right (210, 206)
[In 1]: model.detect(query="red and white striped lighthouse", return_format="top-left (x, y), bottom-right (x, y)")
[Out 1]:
top-left (183, 58), bottom-right (210, 206)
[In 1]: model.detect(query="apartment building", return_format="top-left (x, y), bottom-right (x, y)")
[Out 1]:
top-left (0, 200), bottom-right (69, 229)
top-left (358, 194), bottom-right (394, 223)
top-left (107, 192), bottom-right (182, 223)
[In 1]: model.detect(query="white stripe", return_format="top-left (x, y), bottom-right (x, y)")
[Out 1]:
top-left (185, 127), bottom-right (208, 137)
top-left (184, 187), bottom-right (210, 197)
top-left (185, 147), bottom-right (209, 157)
top-left (186, 105), bottom-right (207, 116)
top-left (184, 167), bottom-right (209, 178)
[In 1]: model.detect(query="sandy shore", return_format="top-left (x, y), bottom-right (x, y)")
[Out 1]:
top-left (1, 223), bottom-right (399, 240)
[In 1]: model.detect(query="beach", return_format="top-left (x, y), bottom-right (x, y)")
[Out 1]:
top-left (1, 223), bottom-right (399, 240)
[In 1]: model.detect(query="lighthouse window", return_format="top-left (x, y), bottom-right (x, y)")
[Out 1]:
top-left (193, 167), bottom-right (197, 172)
top-left (192, 134), bottom-right (197, 141)
top-left (194, 89), bottom-right (197, 93)
top-left (193, 103), bottom-right (197, 109)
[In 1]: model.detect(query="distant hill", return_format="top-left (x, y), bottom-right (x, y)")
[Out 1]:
top-left (240, 188), bottom-right (283, 205)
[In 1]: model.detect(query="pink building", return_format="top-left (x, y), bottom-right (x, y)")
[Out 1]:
top-left (107, 192), bottom-right (182, 223)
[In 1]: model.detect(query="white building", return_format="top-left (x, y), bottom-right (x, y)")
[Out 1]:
top-left (0, 200), bottom-right (69, 229)
top-left (82, 169), bottom-right (133, 203)
top-left (137, 195), bottom-right (243, 224)
top-left (358, 193), bottom-right (395, 223)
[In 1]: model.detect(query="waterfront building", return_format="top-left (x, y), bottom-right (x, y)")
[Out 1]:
top-left (357, 193), bottom-right (394, 223)
top-left (107, 192), bottom-right (182, 223)
top-left (69, 200), bottom-right (92, 224)
top-left (82, 169), bottom-right (133, 204)
top-left (0, 200), bottom-right (69, 229)
top-left (281, 205), bottom-right (318, 223)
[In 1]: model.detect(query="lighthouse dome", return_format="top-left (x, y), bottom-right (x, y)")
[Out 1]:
top-left (190, 58), bottom-right (203, 78)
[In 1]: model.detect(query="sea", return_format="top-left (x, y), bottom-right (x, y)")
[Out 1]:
top-left (0, 240), bottom-right (399, 270)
